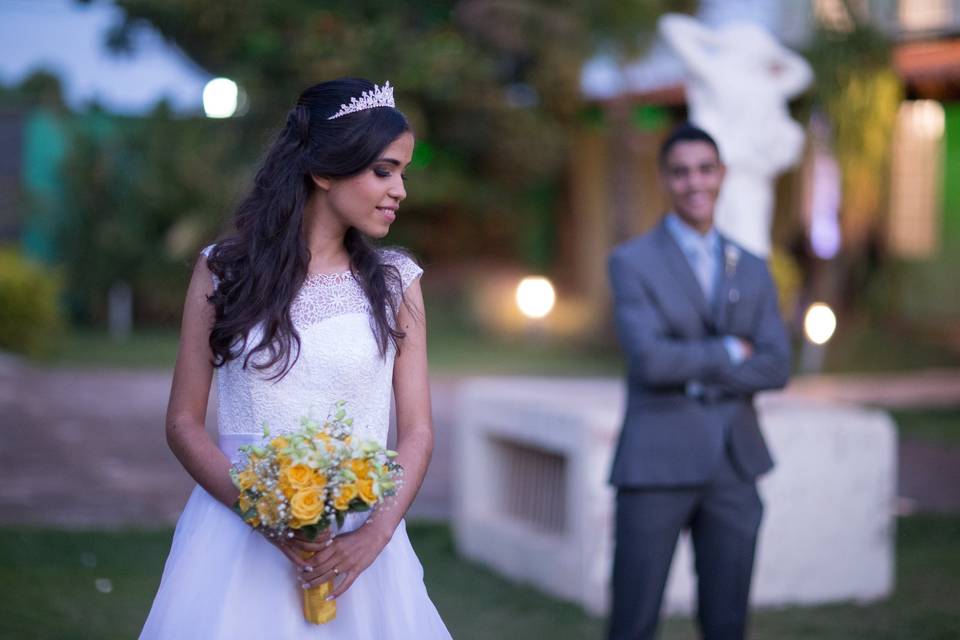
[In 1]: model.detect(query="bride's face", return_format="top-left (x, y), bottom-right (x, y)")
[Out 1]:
top-left (660, 140), bottom-right (725, 234)
top-left (316, 132), bottom-right (414, 239)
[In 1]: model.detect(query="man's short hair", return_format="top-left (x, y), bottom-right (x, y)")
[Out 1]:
top-left (659, 123), bottom-right (722, 167)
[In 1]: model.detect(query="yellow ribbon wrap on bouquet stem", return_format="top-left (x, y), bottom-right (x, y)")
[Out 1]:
top-left (303, 581), bottom-right (336, 624)
top-left (300, 551), bottom-right (336, 624)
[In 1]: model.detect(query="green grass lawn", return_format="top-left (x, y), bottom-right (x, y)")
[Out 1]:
top-left (41, 310), bottom-right (960, 377)
top-left (1, 516), bottom-right (957, 639)
top-left (821, 317), bottom-right (960, 374)
top-left (39, 327), bottom-right (625, 376)
top-left (39, 329), bottom-right (181, 369)
top-left (891, 407), bottom-right (960, 447)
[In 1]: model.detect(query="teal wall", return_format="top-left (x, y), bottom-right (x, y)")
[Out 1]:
top-left (20, 108), bottom-right (67, 263)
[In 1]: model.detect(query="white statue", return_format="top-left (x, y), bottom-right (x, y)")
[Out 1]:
top-left (659, 13), bottom-right (813, 257)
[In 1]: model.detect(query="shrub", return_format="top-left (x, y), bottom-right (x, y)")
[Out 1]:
top-left (0, 248), bottom-right (63, 356)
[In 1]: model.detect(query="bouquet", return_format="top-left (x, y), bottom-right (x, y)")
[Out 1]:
top-left (230, 401), bottom-right (403, 624)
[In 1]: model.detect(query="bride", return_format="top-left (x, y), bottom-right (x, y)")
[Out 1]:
top-left (140, 78), bottom-right (451, 639)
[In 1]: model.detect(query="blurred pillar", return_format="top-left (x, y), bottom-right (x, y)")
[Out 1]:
top-left (568, 127), bottom-right (612, 317)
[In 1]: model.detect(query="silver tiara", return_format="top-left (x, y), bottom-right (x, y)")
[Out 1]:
top-left (327, 81), bottom-right (395, 120)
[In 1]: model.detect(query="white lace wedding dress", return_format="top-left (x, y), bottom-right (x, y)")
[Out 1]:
top-left (140, 248), bottom-right (451, 639)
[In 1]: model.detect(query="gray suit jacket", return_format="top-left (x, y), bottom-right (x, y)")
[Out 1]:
top-left (607, 220), bottom-right (791, 488)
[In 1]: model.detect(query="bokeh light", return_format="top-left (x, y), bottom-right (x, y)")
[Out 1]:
top-left (515, 276), bottom-right (556, 319)
top-left (203, 77), bottom-right (238, 118)
top-left (905, 99), bottom-right (945, 139)
top-left (804, 302), bottom-right (837, 345)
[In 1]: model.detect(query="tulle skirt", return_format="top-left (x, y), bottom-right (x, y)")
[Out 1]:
top-left (140, 437), bottom-right (451, 639)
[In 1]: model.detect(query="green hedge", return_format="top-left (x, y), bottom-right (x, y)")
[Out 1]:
top-left (0, 248), bottom-right (63, 356)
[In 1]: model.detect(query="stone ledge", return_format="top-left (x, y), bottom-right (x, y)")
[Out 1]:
top-left (453, 377), bottom-right (896, 615)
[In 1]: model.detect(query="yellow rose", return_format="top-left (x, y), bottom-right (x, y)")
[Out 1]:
top-left (282, 464), bottom-right (315, 490)
top-left (271, 436), bottom-right (290, 450)
top-left (347, 459), bottom-right (372, 480)
top-left (235, 469), bottom-right (257, 492)
top-left (257, 498), bottom-right (280, 527)
top-left (290, 488), bottom-right (324, 526)
top-left (333, 483), bottom-right (358, 511)
top-left (238, 492), bottom-right (254, 514)
top-left (358, 478), bottom-right (378, 505)
top-left (311, 471), bottom-right (328, 490)
top-left (277, 476), bottom-right (295, 499)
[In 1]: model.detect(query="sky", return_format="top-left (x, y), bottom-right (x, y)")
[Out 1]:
top-left (0, 0), bottom-right (209, 115)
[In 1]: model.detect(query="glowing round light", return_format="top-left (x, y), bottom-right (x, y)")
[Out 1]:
top-left (515, 276), bottom-right (556, 319)
top-left (804, 302), bottom-right (837, 345)
top-left (203, 77), bottom-right (239, 118)
top-left (908, 99), bottom-right (944, 139)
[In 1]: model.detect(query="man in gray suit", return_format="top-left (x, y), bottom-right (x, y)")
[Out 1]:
top-left (606, 124), bottom-right (791, 640)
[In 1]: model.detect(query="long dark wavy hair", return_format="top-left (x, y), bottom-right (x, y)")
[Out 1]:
top-left (205, 78), bottom-right (413, 379)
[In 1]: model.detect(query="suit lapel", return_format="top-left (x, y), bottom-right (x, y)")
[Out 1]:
top-left (713, 235), bottom-right (741, 334)
top-left (655, 222), bottom-right (713, 328)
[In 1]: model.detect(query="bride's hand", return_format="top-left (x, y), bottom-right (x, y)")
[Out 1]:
top-left (299, 523), bottom-right (392, 598)
top-left (260, 527), bottom-right (333, 572)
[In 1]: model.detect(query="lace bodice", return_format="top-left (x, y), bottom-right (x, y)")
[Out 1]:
top-left (203, 247), bottom-right (422, 446)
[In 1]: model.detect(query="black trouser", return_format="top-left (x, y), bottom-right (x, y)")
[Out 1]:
top-left (607, 451), bottom-right (763, 640)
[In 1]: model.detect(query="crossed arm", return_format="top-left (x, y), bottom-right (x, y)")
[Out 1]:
top-left (608, 251), bottom-right (790, 396)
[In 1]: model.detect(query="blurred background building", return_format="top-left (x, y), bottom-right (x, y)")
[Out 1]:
top-left (571, 0), bottom-right (960, 349)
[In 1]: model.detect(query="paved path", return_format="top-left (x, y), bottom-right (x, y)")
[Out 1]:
top-left (1, 358), bottom-right (958, 527)
top-left (0, 357), bottom-right (459, 527)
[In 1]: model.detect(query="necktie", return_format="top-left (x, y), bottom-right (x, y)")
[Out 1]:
top-left (690, 240), bottom-right (716, 303)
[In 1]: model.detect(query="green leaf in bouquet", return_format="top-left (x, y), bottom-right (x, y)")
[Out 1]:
top-left (345, 418), bottom-right (353, 426)
top-left (349, 498), bottom-right (371, 512)
top-left (335, 510), bottom-right (346, 529)
top-left (262, 423), bottom-right (271, 438)
top-left (335, 409), bottom-right (346, 421)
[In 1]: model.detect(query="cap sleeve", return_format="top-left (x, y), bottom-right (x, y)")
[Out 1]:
top-left (200, 244), bottom-right (220, 291)
top-left (379, 249), bottom-right (422, 295)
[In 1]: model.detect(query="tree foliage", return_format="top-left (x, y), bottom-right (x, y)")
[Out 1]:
top-left (105, 0), bottom-right (688, 262)
top-left (58, 1), bottom-right (688, 325)
top-left (57, 106), bottom-right (246, 324)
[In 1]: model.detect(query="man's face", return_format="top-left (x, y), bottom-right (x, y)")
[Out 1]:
top-left (660, 140), bottom-right (725, 233)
